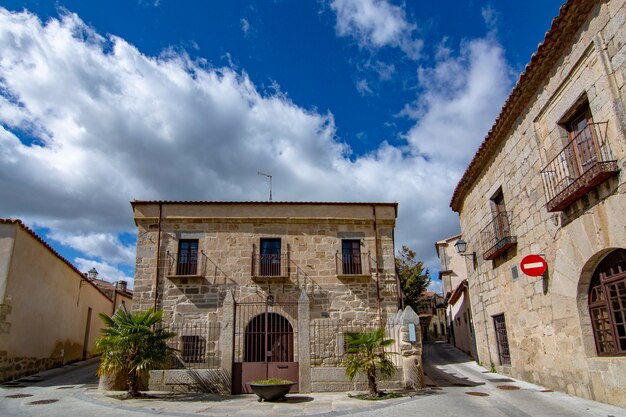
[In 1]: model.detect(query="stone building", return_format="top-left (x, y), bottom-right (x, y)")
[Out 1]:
top-left (435, 234), bottom-right (476, 358)
top-left (0, 219), bottom-right (114, 382)
top-left (415, 291), bottom-right (447, 342)
top-left (131, 201), bottom-right (422, 393)
top-left (450, 0), bottom-right (625, 407)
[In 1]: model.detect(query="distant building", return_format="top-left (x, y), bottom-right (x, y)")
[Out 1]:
top-left (416, 291), bottom-right (447, 342)
top-left (451, 0), bottom-right (625, 407)
top-left (0, 219), bottom-right (114, 382)
top-left (131, 201), bottom-right (417, 393)
top-left (91, 278), bottom-right (133, 314)
top-left (435, 234), bottom-right (476, 358)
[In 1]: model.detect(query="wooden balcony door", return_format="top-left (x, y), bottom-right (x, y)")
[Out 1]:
top-left (568, 109), bottom-right (597, 174)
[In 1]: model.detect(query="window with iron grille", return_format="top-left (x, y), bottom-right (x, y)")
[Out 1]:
top-left (181, 335), bottom-right (205, 363)
top-left (177, 239), bottom-right (198, 275)
top-left (588, 249), bottom-right (626, 356)
top-left (493, 314), bottom-right (511, 365)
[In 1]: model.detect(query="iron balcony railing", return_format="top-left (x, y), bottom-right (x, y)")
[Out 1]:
top-left (335, 250), bottom-right (372, 276)
top-left (167, 250), bottom-right (203, 276)
top-left (480, 211), bottom-right (517, 260)
top-left (541, 122), bottom-right (618, 212)
top-left (251, 252), bottom-right (289, 278)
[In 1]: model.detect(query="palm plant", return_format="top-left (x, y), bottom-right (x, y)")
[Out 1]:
top-left (345, 328), bottom-right (396, 397)
top-left (96, 306), bottom-right (176, 397)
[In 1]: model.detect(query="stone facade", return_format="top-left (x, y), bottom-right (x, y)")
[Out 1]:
top-left (0, 219), bottom-right (114, 382)
top-left (451, 0), bottom-right (626, 407)
top-left (131, 201), bottom-right (420, 393)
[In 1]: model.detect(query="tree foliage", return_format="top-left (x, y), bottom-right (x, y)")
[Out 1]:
top-left (395, 245), bottom-right (431, 312)
top-left (345, 328), bottom-right (396, 396)
top-left (96, 306), bottom-right (176, 396)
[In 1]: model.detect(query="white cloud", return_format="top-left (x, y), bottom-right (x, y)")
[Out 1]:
top-left (240, 18), bottom-right (250, 35)
top-left (330, 0), bottom-right (422, 59)
top-left (481, 5), bottom-right (499, 30)
top-left (48, 231), bottom-right (135, 266)
top-left (0, 8), bottom-right (512, 289)
top-left (355, 78), bottom-right (374, 96)
top-left (404, 36), bottom-right (512, 167)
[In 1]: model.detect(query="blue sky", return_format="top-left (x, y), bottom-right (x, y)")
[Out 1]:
top-left (0, 0), bottom-right (563, 291)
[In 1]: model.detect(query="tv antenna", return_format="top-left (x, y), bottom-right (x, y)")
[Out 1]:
top-left (257, 171), bottom-right (273, 201)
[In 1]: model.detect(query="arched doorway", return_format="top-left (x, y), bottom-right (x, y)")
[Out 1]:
top-left (232, 300), bottom-right (299, 394)
top-left (245, 312), bottom-right (294, 362)
top-left (587, 249), bottom-right (626, 356)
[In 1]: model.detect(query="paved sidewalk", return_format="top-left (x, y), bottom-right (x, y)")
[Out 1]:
top-left (82, 389), bottom-right (421, 417)
top-left (2, 348), bottom-right (625, 417)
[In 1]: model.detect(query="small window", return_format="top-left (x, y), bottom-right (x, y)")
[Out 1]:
top-left (260, 238), bottom-right (281, 276)
top-left (440, 323), bottom-right (445, 335)
top-left (341, 239), bottom-right (362, 275)
top-left (181, 335), bottom-right (205, 363)
top-left (177, 239), bottom-right (198, 275)
top-left (433, 324), bottom-right (438, 338)
top-left (493, 314), bottom-right (511, 365)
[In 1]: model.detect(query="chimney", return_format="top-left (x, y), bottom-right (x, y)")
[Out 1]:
top-left (118, 280), bottom-right (128, 292)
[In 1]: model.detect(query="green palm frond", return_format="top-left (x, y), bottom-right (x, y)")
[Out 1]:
top-left (95, 306), bottom-right (176, 393)
top-left (344, 328), bottom-right (397, 396)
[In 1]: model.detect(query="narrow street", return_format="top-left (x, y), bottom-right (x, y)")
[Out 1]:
top-left (1, 347), bottom-right (624, 417)
top-left (359, 341), bottom-right (626, 417)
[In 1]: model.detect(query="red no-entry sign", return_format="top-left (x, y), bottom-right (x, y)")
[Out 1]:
top-left (520, 254), bottom-right (547, 276)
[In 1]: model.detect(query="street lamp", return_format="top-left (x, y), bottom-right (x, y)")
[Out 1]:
top-left (87, 267), bottom-right (98, 280)
top-left (454, 238), bottom-right (476, 266)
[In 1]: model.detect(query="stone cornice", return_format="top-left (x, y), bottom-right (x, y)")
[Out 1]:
top-left (135, 217), bottom-right (396, 226)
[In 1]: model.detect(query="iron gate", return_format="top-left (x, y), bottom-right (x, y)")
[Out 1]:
top-left (232, 299), bottom-right (299, 394)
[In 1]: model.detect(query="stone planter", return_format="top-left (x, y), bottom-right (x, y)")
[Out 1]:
top-left (248, 382), bottom-right (295, 402)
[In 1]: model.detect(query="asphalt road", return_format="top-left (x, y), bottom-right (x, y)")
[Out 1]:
top-left (0, 345), bottom-right (624, 417)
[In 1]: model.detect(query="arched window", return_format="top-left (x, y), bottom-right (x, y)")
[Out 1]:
top-left (588, 249), bottom-right (626, 356)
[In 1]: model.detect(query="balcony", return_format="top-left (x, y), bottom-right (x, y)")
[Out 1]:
top-left (335, 250), bottom-right (372, 276)
top-left (251, 253), bottom-right (289, 278)
top-left (166, 250), bottom-right (204, 277)
top-left (481, 211), bottom-right (517, 260)
top-left (541, 122), bottom-right (619, 212)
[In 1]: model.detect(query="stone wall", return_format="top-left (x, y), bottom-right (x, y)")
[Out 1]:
top-left (131, 202), bottom-right (404, 393)
top-left (456, 0), bottom-right (626, 407)
top-left (0, 354), bottom-right (63, 383)
top-left (132, 203), bottom-right (400, 325)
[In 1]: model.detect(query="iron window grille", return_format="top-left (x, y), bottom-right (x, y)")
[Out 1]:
top-left (493, 314), bottom-right (511, 365)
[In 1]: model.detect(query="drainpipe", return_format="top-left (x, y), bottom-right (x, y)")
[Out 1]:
top-left (392, 228), bottom-right (404, 310)
top-left (372, 205), bottom-right (382, 323)
top-left (153, 203), bottom-right (162, 312)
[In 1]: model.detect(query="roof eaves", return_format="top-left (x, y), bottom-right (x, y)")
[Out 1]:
top-left (0, 218), bottom-right (114, 302)
top-left (450, 0), bottom-right (597, 212)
